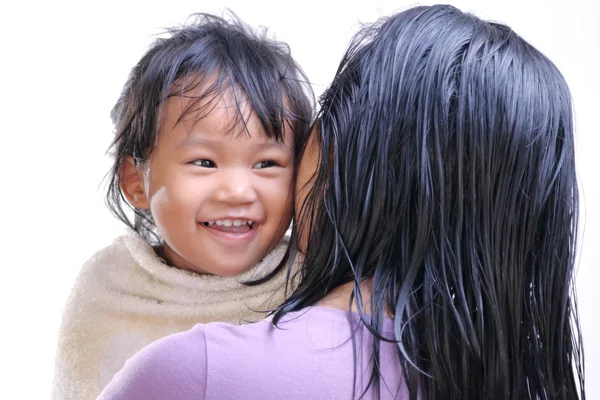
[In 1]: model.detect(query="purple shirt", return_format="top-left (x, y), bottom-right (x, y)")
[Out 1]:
top-left (98, 306), bottom-right (407, 399)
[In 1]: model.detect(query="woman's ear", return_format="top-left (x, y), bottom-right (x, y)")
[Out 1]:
top-left (120, 156), bottom-right (150, 209)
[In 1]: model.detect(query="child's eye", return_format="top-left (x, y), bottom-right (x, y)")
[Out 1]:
top-left (252, 160), bottom-right (278, 169)
top-left (191, 159), bottom-right (216, 168)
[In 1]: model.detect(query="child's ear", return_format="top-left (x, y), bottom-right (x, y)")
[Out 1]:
top-left (120, 156), bottom-right (150, 209)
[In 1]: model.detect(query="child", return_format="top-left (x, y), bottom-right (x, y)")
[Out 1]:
top-left (51, 13), bottom-right (312, 400)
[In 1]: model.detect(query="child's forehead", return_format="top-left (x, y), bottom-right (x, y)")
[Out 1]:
top-left (158, 90), bottom-right (294, 147)
top-left (171, 86), bottom-right (242, 118)
top-left (159, 77), bottom-right (292, 141)
top-left (162, 89), bottom-right (257, 136)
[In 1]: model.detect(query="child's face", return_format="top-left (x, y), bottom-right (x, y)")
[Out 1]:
top-left (140, 92), bottom-right (294, 275)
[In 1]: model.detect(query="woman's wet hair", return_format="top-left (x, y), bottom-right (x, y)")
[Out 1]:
top-left (277, 5), bottom-right (584, 399)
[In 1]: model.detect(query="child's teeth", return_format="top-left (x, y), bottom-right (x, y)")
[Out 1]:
top-left (211, 219), bottom-right (253, 227)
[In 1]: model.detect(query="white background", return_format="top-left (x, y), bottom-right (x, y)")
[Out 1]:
top-left (0, 0), bottom-right (598, 398)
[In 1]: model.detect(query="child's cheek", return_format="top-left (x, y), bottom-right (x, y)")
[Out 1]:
top-left (149, 186), bottom-right (171, 214)
top-left (149, 186), bottom-right (181, 233)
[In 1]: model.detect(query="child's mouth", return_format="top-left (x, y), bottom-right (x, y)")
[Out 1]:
top-left (202, 219), bottom-right (254, 233)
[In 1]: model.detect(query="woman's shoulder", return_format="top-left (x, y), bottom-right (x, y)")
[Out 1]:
top-left (200, 307), bottom-right (401, 399)
top-left (204, 306), bottom-right (395, 358)
top-left (100, 307), bottom-right (404, 400)
top-left (98, 324), bottom-right (208, 400)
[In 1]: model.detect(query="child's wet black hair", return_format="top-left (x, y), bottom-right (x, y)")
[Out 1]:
top-left (106, 12), bottom-right (313, 244)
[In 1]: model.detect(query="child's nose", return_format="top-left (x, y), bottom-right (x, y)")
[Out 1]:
top-left (215, 169), bottom-right (258, 205)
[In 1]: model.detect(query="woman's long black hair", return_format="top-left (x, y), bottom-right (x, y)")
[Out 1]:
top-left (275, 5), bottom-right (584, 399)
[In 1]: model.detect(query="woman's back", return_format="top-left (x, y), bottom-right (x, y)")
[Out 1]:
top-left (99, 306), bottom-right (405, 400)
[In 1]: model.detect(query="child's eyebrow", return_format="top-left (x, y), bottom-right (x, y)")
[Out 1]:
top-left (176, 137), bottom-right (291, 152)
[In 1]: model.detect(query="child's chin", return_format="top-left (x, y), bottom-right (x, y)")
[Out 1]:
top-left (206, 261), bottom-right (258, 277)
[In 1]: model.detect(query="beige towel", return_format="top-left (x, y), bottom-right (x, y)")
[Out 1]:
top-left (51, 230), bottom-right (296, 400)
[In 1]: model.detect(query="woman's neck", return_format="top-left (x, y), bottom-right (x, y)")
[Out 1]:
top-left (317, 280), bottom-right (373, 312)
top-left (317, 280), bottom-right (394, 318)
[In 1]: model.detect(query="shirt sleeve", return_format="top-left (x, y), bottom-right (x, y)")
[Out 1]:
top-left (97, 324), bottom-right (207, 400)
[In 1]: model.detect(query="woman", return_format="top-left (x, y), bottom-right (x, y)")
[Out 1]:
top-left (99, 5), bottom-right (585, 400)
